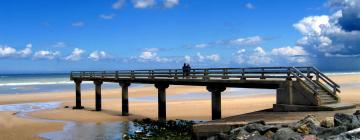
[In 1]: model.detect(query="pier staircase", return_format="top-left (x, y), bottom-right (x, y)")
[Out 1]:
top-left (275, 67), bottom-right (355, 111)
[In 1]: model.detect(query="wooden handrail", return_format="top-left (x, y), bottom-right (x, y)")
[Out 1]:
top-left (311, 67), bottom-right (340, 87)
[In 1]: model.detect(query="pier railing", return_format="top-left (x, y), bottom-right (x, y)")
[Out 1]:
top-left (70, 66), bottom-right (340, 96)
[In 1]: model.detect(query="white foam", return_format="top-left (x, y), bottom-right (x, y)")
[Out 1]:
top-left (0, 81), bottom-right (92, 86)
top-left (0, 102), bottom-right (60, 112)
top-left (324, 71), bottom-right (360, 76)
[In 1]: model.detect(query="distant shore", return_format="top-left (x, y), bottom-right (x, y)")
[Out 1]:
top-left (0, 74), bottom-right (359, 139)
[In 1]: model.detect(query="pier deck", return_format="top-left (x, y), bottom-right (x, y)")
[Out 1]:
top-left (70, 66), bottom-right (350, 121)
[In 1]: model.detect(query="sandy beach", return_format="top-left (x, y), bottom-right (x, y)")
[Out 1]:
top-left (0, 74), bottom-right (359, 139)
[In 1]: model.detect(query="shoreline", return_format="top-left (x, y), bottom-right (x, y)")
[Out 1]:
top-left (0, 74), bottom-right (358, 139)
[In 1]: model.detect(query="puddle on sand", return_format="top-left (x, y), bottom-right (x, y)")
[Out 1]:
top-left (39, 122), bottom-right (135, 140)
top-left (0, 102), bottom-right (136, 140)
top-left (0, 102), bottom-right (61, 118)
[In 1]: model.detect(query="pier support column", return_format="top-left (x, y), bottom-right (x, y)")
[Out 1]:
top-left (120, 83), bottom-right (131, 116)
top-left (94, 81), bottom-right (103, 111)
top-left (207, 85), bottom-right (226, 120)
top-left (73, 80), bottom-right (84, 109)
top-left (155, 83), bottom-right (169, 122)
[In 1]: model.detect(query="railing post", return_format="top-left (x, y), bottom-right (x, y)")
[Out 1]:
top-left (102, 71), bottom-right (105, 78)
top-left (192, 69), bottom-right (196, 78)
top-left (203, 69), bottom-right (209, 81)
top-left (307, 67), bottom-right (311, 78)
top-left (241, 68), bottom-right (246, 80)
top-left (287, 68), bottom-right (291, 80)
top-left (169, 70), bottom-right (172, 78)
top-left (174, 70), bottom-right (178, 80)
top-left (116, 71), bottom-right (119, 79)
top-left (222, 69), bottom-right (229, 79)
top-left (260, 68), bottom-right (265, 79)
top-left (222, 69), bottom-right (225, 79)
top-left (151, 70), bottom-right (154, 79)
top-left (131, 70), bottom-right (135, 79)
top-left (316, 72), bottom-right (319, 82)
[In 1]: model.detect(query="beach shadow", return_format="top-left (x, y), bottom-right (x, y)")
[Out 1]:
top-left (215, 107), bottom-right (360, 124)
top-left (80, 107), bottom-right (150, 120)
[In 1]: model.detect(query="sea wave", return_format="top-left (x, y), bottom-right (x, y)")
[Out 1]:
top-left (0, 81), bottom-right (92, 86)
top-left (324, 72), bottom-right (360, 76)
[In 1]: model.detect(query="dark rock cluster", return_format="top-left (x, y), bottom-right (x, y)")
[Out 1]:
top-left (206, 111), bottom-right (360, 140)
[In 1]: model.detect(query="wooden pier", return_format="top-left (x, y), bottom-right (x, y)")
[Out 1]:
top-left (70, 66), bottom-right (353, 121)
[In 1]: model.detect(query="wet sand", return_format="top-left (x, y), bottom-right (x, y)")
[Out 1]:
top-left (0, 112), bottom-right (63, 140)
top-left (0, 74), bottom-right (359, 139)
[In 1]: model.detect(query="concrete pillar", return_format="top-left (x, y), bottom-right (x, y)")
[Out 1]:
top-left (155, 83), bottom-right (169, 122)
top-left (73, 80), bottom-right (84, 109)
top-left (207, 85), bottom-right (226, 120)
top-left (276, 80), bottom-right (293, 105)
top-left (120, 83), bottom-right (131, 116)
top-left (94, 81), bottom-right (103, 111)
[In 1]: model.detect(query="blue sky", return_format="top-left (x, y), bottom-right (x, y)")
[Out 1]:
top-left (0, 0), bottom-right (359, 73)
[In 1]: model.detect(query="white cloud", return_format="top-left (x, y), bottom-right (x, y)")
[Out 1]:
top-left (271, 46), bottom-right (307, 56)
top-left (143, 48), bottom-right (159, 52)
top-left (88, 51), bottom-right (107, 61)
top-left (52, 42), bottom-right (67, 48)
top-left (18, 43), bottom-right (32, 57)
top-left (132, 0), bottom-right (155, 8)
top-left (164, 0), bottom-right (179, 8)
top-left (293, 15), bottom-right (331, 36)
top-left (72, 21), bottom-right (85, 27)
top-left (271, 46), bottom-right (308, 63)
top-left (189, 36), bottom-right (263, 49)
top-left (325, 53), bottom-right (360, 57)
top-left (233, 46), bottom-right (308, 65)
top-left (234, 49), bottom-right (246, 64)
top-left (112, 0), bottom-right (126, 9)
top-left (65, 48), bottom-right (84, 61)
top-left (245, 3), bottom-right (254, 9)
top-left (229, 36), bottom-right (263, 46)
top-left (137, 49), bottom-right (174, 63)
top-left (197, 53), bottom-right (220, 62)
top-left (0, 45), bottom-right (17, 57)
top-left (154, 56), bottom-right (172, 63)
top-left (194, 44), bottom-right (208, 48)
top-left (293, 1), bottom-right (360, 57)
top-left (184, 55), bottom-right (191, 63)
top-left (99, 14), bottom-right (116, 20)
top-left (33, 50), bottom-right (60, 60)
top-left (139, 51), bottom-right (157, 59)
top-left (248, 47), bottom-right (271, 65)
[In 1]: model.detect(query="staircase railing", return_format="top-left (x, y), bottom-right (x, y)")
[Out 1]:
top-left (311, 67), bottom-right (340, 95)
top-left (288, 67), bottom-right (320, 95)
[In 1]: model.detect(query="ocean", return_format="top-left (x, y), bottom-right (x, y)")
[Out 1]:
top-left (0, 71), bottom-right (359, 94)
top-left (0, 73), bottom-right (121, 94)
